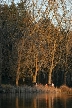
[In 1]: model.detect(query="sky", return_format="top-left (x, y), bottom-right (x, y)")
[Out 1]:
top-left (0, 0), bottom-right (72, 30)
top-left (0, 0), bottom-right (20, 4)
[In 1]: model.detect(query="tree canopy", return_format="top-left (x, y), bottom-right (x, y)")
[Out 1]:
top-left (0, 0), bottom-right (72, 87)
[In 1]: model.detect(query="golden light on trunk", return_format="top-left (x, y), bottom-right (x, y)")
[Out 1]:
top-left (33, 54), bottom-right (38, 84)
top-left (16, 37), bottom-right (24, 86)
top-left (48, 40), bottom-right (56, 85)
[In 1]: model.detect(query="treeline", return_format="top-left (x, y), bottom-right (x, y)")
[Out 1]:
top-left (0, 1), bottom-right (72, 87)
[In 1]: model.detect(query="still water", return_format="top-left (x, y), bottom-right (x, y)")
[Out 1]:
top-left (0, 93), bottom-right (72, 108)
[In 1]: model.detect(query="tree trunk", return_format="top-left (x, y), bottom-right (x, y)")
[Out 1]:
top-left (33, 55), bottom-right (38, 84)
top-left (0, 43), bottom-right (2, 85)
top-left (16, 60), bottom-right (20, 86)
top-left (64, 32), bottom-right (69, 85)
top-left (16, 37), bottom-right (24, 86)
top-left (0, 36), bottom-right (2, 85)
top-left (48, 40), bottom-right (56, 85)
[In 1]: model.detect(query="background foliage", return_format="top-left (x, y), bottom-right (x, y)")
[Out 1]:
top-left (0, 0), bottom-right (72, 87)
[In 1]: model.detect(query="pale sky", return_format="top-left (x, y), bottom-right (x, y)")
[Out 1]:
top-left (0, 0), bottom-right (72, 30)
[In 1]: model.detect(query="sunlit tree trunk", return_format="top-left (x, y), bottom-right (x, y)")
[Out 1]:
top-left (48, 40), bottom-right (56, 85)
top-left (64, 31), bottom-right (69, 85)
top-left (16, 97), bottom-right (19, 108)
top-left (33, 55), bottom-right (38, 84)
top-left (16, 56), bottom-right (21, 86)
top-left (16, 37), bottom-right (24, 86)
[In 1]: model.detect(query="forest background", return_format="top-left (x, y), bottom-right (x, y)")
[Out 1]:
top-left (0, 0), bottom-right (72, 87)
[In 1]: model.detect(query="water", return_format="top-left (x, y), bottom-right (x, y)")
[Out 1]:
top-left (0, 93), bottom-right (72, 108)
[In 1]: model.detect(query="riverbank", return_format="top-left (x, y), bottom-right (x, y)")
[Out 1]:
top-left (0, 84), bottom-right (72, 95)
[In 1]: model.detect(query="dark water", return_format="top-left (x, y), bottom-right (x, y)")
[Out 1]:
top-left (0, 93), bottom-right (72, 108)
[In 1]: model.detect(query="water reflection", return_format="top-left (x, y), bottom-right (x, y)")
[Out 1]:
top-left (0, 93), bottom-right (72, 108)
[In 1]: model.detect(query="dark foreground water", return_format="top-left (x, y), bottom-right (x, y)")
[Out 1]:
top-left (0, 93), bottom-right (72, 108)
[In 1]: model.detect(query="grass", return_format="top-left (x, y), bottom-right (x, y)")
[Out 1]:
top-left (0, 84), bottom-right (72, 95)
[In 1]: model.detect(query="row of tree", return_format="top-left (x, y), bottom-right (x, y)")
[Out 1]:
top-left (0, 0), bottom-right (72, 87)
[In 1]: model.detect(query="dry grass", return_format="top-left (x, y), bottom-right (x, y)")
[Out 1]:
top-left (60, 85), bottom-right (72, 95)
top-left (0, 84), bottom-right (72, 95)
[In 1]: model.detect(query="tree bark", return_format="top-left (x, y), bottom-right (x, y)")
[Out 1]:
top-left (0, 32), bottom-right (2, 85)
top-left (33, 55), bottom-right (38, 84)
top-left (48, 40), bottom-right (56, 85)
top-left (64, 32), bottom-right (69, 85)
top-left (0, 44), bottom-right (2, 85)
top-left (16, 37), bottom-right (24, 86)
top-left (16, 59), bottom-right (20, 86)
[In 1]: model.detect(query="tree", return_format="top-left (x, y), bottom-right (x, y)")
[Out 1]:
top-left (0, 29), bottom-right (2, 85)
top-left (0, 0), bottom-right (72, 87)
top-left (15, 1), bottom-right (33, 86)
top-left (0, 3), bottom-right (11, 84)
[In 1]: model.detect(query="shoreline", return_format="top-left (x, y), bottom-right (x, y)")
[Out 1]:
top-left (0, 84), bottom-right (72, 95)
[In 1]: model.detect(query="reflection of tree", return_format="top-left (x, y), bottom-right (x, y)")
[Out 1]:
top-left (52, 94), bottom-right (72, 108)
top-left (16, 97), bottom-right (19, 108)
top-left (33, 98), bottom-right (37, 108)
top-left (35, 94), bottom-right (55, 108)
top-left (48, 95), bottom-right (55, 108)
